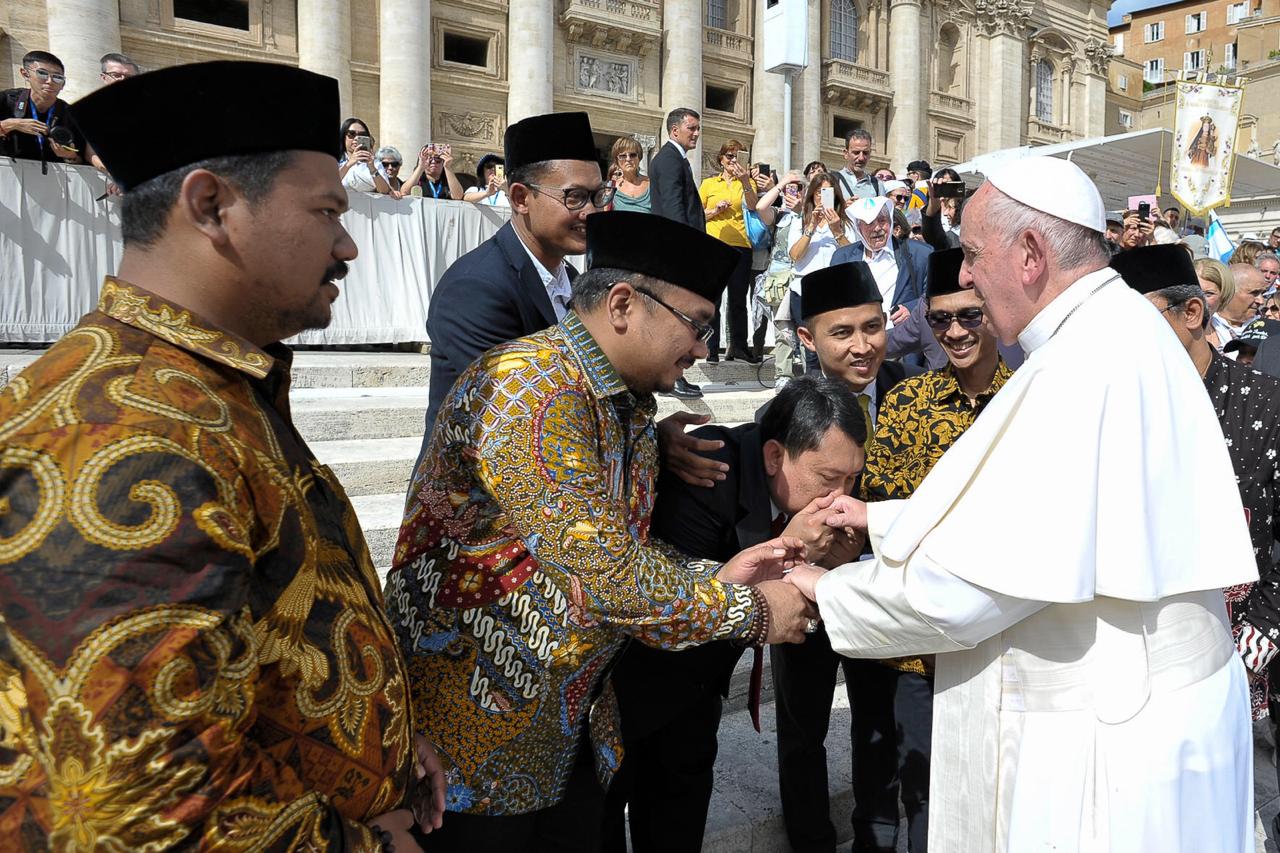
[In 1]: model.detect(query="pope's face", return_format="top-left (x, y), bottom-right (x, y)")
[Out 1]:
top-left (765, 428), bottom-right (865, 517)
top-left (956, 185), bottom-right (1029, 346)
top-left (797, 304), bottom-right (887, 392)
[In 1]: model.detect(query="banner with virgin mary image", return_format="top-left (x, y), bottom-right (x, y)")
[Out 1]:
top-left (1171, 80), bottom-right (1245, 215)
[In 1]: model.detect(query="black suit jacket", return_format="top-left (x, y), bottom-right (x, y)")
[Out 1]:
top-left (421, 222), bottom-right (575, 445)
top-left (648, 140), bottom-right (703, 230)
top-left (611, 422), bottom-right (771, 737)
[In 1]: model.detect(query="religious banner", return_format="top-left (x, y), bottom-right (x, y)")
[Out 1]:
top-left (1170, 79), bottom-right (1245, 215)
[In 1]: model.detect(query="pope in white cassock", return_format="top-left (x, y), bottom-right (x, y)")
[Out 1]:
top-left (787, 157), bottom-right (1258, 852)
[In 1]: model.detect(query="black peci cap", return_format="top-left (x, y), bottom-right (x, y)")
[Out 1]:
top-left (800, 262), bottom-right (882, 321)
top-left (926, 248), bottom-right (965, 299)
top-left (504, 111), bottom-right (599, 174)
top-left (1112, 244), bottom-right (1199, 296)
top-left (69, 61), bottom-right (340, 191)
top-left (585, 210), bottom-right (739, 304)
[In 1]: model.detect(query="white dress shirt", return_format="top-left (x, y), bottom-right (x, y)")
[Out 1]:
top-left (514, 227), bottom-right (573, 320)
top-left (863, 244), bottom-right (900, 312)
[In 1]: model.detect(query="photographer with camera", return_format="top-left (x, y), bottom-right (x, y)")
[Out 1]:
top-left (401, 142), bottom-right (464, 200)
top-left (1, 50), bottom-right (84, 165)
top-left (337, 117), bottom-right (394, 195)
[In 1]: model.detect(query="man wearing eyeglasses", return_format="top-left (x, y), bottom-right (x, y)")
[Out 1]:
top-left (0, 50), bottom-right (84, 163)
top-left (388, 210), bottom-right (820, 850)
top-left (420, 111), bottom-right (610, 447)
top-left (853, 248), bottom-right (1012, 853)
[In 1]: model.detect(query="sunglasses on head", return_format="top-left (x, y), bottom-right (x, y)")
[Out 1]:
top-left (925, 307), bottom-right (984, 330)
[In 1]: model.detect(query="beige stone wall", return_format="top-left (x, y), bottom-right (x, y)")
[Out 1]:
top-left (8, 0), bottom-right (1108, 176)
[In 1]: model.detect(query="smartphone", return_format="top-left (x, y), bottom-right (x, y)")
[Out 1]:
top-left (356, 135), bottom-right (373, 152)
top-left (757, 162), bottom-right (771, 177)
top-left (784, 184), bottom-right (801, 198)
top-left (820, 187), bottom-right (835, 210)
top-left (935, 181), bottom-right (965, 198)
top-left (1137, 201), bottom-right (1151, 220)
top-left (495, 164), bottom-right (505, 181)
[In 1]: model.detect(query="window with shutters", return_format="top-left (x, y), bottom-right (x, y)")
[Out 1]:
top-left (707, 0), bottom-right (728, 30)
top-left (1035, 59), bottom-right (1054, 123)
top-left (830, 0), bottom-right (858, 61)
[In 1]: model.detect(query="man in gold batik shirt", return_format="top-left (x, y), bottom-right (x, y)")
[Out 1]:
top-left (0, 62), bottom-right (441, 851)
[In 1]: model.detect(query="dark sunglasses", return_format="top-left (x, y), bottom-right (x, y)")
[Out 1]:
top-left (344, 129), bottom-right (365, 138)
top-left (925, 307), bottom-right (984, 330)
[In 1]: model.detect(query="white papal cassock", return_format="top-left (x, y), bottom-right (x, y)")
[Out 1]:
top-left (817, 267), bottom-right (1258, 852)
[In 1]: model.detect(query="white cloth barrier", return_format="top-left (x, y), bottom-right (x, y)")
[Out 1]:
top-left (0, 158), bottom-right (510, 344)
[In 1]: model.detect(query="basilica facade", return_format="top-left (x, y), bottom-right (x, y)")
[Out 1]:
top-left (4, 0), bottom-right (1111, 178)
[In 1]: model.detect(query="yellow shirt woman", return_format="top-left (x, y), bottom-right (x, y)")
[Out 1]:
top-left (699, 172), bottom-right (754, 248)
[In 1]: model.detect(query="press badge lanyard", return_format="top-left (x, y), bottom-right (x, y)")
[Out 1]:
top-left (427, 179), bottom-right (443, 199)
top-left (28, 99), bottom-right (55, 148)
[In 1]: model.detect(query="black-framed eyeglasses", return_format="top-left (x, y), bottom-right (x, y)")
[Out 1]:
top-left (634, 286), bottom-right (715, 343)
top-left (925, 307), bottom-right (984, 330)
top-left (30, 68), bottom-right (67, 85)
top-left (525, 183), bottom-right (615, 211)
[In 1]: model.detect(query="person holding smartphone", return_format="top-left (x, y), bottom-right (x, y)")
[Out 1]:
top-left (786, 173), bottom-right (852, 372)
top-left (920, 168), bottom-right (965, 251)
top-left (698, 139), bottom-right (762, 363)
top-left (400, 142), bottom-right (464, 201)
top-left (463, 154), bottom-right (509, 206)
top-left (337, 116), bottom-right (394, 195)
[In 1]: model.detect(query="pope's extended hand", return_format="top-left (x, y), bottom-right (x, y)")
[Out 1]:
top-left (782, 563), bottom-right (828, 605)
top-left (823, 495), bottom-right (867, 532)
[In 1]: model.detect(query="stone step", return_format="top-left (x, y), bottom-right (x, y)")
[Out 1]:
top-left (287, 350), bottom-right (776, 389)
top-left (350, 492), bottom-right (406, 578)
top-left (291, 384), bottom-right (774, 444)
top-left (313, 436), bottom-right (422, 498)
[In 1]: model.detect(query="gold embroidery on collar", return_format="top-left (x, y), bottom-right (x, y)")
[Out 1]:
top-left (98, 279), bottom-right (272, 379)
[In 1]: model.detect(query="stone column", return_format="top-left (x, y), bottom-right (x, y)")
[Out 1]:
top-left (799, 0), bottom-right (822, 165)
top-left (752, 0), bottom-right (786, 169)
top-left (887, 0), bottom-right (922, 169)
top-left (299, 0), bottom-right (353, 117)
top-left (974, 0), bottom-right (1031, 154)
top-left (45, 0), bottom-right (122, 102)
top-left (1080, 39), bottom-right (1110, 138)
top-left (508, 0), bottom-right (555, 122)
top-left (661, 0), bottom-right (703, 178)
top-left (380, 0), bottom-right (431, 154)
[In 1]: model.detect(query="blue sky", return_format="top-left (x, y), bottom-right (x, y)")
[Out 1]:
top-left (1108, 0), bottom-right (1179, 27)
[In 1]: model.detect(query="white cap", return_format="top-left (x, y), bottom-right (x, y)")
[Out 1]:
top-left (983, 156), bottom-right (1105, 233)
top-left (849, 195), bottom-right (891, 224)
top-left (882, 180), bottom-right (909, 194)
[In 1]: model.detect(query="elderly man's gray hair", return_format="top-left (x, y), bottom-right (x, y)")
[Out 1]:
top-left (374, 146), bottom-right (402, 164)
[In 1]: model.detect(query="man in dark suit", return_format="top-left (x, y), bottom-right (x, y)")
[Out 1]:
top-left (777, 262), bottom-right (923, 853)
top-left (648, 106), bottom-right (707, 398)
top-left (604, 374), bottom-right (868, 853)
top-left (421, 111), bottom-right (605, 442)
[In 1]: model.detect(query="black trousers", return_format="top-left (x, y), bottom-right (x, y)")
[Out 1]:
top-left (708, 246), bottom-right (752, 356)
top-left (771, 628), bottom-right (901, 853)
top-left (424, 746), bottom-right (605, 853)
top-left (601, 685), bottom-right (724, 853)
top-left (887, 668), bottom-right (933, 853)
